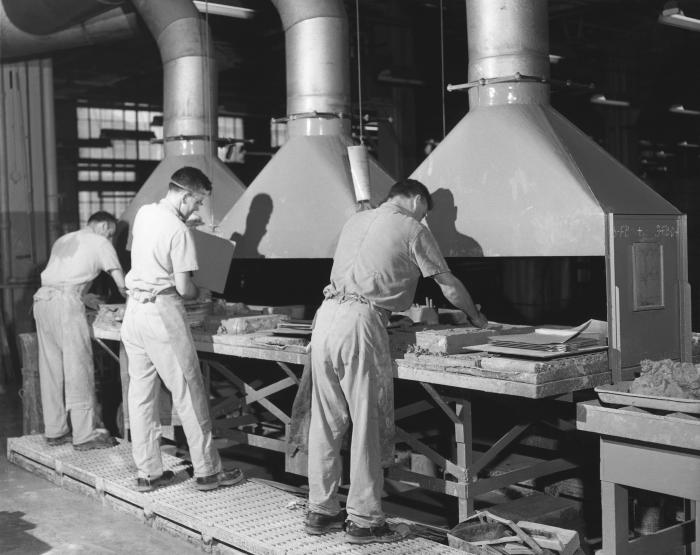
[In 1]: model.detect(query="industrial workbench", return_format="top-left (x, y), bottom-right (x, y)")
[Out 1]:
top-left (577, 400), bottom-right (700, 554)
top-left (92, 317), bottom-right (612, 520)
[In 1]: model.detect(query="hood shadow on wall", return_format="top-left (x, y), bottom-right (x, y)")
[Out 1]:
top-left (426, 188), bottom-right (484, 257)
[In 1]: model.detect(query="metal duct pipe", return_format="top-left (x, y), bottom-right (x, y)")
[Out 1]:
top-left (0, 1), bottom-right (139, 61)
top-left (130, 0), bottom-right (217, 156)
top-left (270, 0), bottom-right (350, 118)
top-left (466, 0), bottom-right (550, 107)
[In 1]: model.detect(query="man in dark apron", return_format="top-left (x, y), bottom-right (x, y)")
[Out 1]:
top-left (121, 166), bottom-right (244, 492)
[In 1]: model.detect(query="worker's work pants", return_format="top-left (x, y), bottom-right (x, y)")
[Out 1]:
top-left (121, 294), bottom-right (221, 479)
top-left (307, 298), bottom-right (395, 528)
top-left (33, 286), bottom-right (99, 445)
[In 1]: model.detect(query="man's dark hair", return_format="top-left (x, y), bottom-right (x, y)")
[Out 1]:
top-left (169, 166), bottom-right (212, 195)
top-left (385, 178), bottom-right (433, 210)
top-left (87, 211), bottom-right (117, 225)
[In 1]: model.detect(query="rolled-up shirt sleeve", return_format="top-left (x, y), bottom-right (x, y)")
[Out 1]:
top-left (98, 242), bottom-right (122, 274)
top-left (171, 228), bottom-right (199, 273)
top-left (411, 227), bottom-right (450, 278)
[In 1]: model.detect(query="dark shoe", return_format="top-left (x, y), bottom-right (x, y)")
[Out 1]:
top-left (344, 521), bottom-right (402, 544)
top-left (135, 470), bottom-right (176, 492)
top-left (195, 468), bottom-right (245, 491)
top-left (305, 510), bottom-right (346, 535)
top-left (73, 434), bottom-right (118, 451)
top-left (46, 432), bottom-right (72, 447)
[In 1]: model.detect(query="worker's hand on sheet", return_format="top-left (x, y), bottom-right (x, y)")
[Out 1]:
top-left (468, 310), bottom-right (489, 329)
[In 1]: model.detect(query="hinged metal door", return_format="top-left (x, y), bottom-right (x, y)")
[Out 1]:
top-left (606, 214), bottom-right (691, 382)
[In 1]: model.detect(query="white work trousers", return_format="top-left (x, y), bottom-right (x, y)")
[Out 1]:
top-left (33, 286), bottom-right (99, 444)
top-left (308, 298), bottom-right (395, 527)
top-left (121, 295), bottom-right (221, 479)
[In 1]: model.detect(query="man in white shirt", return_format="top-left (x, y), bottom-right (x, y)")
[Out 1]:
top-left (34, 211), bottom-right (125, 450)
top-left (121, 166), bottom-right (244, 492)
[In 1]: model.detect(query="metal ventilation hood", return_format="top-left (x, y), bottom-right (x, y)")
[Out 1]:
top-left (215, 0), bottom-right (394, 259)
top-left (412, 0), bottom-right (679, 257)
top-left (119, 0), bottom-right (245, 237)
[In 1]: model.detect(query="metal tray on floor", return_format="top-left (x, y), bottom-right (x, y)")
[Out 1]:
top-left (595, 381), bottom-right (700, 414)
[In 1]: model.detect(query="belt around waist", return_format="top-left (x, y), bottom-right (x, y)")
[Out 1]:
top-left (324, 292), bottom-right (390, 320)
top-left (127, 286), bottom-right (177, 303)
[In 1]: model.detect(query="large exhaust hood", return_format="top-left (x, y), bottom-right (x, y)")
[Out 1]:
top-left (412, 0), bottom-right (679, 257)
top-left (215, 0), bottom-right (394, 259)
top-left (118, 0), bottom-right (245, 237)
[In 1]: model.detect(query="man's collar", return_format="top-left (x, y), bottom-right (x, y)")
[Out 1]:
top-left (159, 198), bottom-right (184, 221)
top-left (380, 201), bottom-right (414, 219)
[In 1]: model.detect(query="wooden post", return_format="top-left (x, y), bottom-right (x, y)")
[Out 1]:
top-left (455, 395), bottom-right (474, 520)
top-left (17, 332), bottom-right (43, 435)
top-left (601, 481), bottom-right (629, 554)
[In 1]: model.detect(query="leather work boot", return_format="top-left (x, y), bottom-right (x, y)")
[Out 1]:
top-left (73, 433), bottom-right (118, 451)
top-left (304, 510), bottom-right (347, 535)
top-left (195, 468), bottom-right (245, 491)
top-left (344, 521), bottom-right (403, 544)
top-left (135, 470), bottom-right (176, 492)
top-left (46, 432), bottom-right (72, 447)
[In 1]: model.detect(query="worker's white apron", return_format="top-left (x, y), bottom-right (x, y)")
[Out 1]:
top-left (307, 297), bottom-right (395, 527)
top-left (33, 285), bottom-right (99, 444)
top-left (121, 293), bottom-right (221, 479)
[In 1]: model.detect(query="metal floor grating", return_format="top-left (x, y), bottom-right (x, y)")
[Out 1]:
top-left (7, 435), bottom-right (460, 554)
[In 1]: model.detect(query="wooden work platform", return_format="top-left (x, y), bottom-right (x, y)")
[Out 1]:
top-left (577, 401), bottom-right (700, 554)
top-left (7, 435), bottom-right (459, 555)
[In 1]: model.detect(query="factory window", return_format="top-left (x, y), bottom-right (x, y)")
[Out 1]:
top-left (77, 102), bottom-right (244, 164)
top-left (77, 102), bottom-right (164, 163)
top-left (78, 190), bottom-right (136, 228)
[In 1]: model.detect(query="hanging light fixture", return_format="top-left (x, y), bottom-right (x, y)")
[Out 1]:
top-left (590, 94), bottom-right (630, 107)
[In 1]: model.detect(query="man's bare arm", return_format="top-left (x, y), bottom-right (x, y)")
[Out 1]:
top-left (174, 271), bottom-right (199, 300)
top-left (109, 269), bottom-right (127, 298)
top-left (433, 271), bottom-right (488, 328)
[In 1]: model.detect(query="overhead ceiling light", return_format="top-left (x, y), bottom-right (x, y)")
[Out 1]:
top-left (678, 140), bottom-right (700, 148)
top-left (590, 94), bottom-right (630, 107)
top-left (659, 2), bottom-right (700, 31)
top-left (192, 1), bottom-right (255, 19)
top-left (548, 54), bottom-right (564, 64)
top-left (669, 104), bottom-right (700, 115)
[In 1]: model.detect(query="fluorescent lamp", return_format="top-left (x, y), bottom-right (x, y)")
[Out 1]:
top-left (669, 104), bottom-right (700, 115)
top-left (659, 5), bottom-right (700, 31)
top-left (548, 54), bottom-right (564, 64)
top-left (193, 1), bottom-right (255, 19)
top-left (678, 140), bottom-right (700, 148)
top-left (590, 94), bottom-right (630, 107)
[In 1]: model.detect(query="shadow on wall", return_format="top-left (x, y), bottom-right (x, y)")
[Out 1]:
top-left (231, 193), bottom-right (273, 259)
top-left (426, 188), bottom-right (483, 257)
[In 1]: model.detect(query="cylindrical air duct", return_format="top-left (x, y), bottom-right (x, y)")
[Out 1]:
top-left (0, 1), bottom-right (138, 61)
top-left (270, 0), bottom-right (350, 133)
top-left (130, 0), bottom-right (217, 156)
top-left (466, 0), bottom-right (550, 107)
